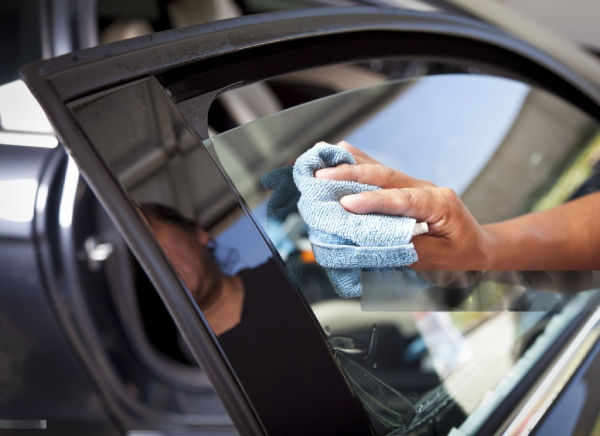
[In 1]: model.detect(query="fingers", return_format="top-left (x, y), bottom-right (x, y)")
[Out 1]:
top-left (315, 163), bottom-right (433, 189)
top-left (314, 141), bottom-right (433, 189)
top-left (340, 187), bottom-right (460, 234)
top-left (351, 154), bottom-right (372, 165)
top-left (337, 141), bottom-right (380, 164)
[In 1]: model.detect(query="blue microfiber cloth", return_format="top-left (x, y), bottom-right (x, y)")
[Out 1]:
top-left (292, 143), bottom-right (426, 298)
top-left (261, 165), bottom-right (300, 224)
top-left (260, 165), bottom-right (303, 261)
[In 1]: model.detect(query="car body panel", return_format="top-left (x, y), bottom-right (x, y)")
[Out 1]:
top-left (0, 145), bottom-right (121, 435)
top-left (532, 329), bottom-right (600, 436)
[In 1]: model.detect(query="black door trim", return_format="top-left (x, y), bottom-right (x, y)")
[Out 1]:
top-left (26, 7), bottom-right (600, 108)
top-left (159, 30), bottom-right (600, 121)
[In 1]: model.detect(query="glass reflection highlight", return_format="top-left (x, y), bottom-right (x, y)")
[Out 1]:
top-left (59, 157), bottom-right (80, 229)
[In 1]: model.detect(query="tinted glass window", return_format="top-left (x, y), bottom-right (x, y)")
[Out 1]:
top-left (67, 77), bottom-right (254, 420)
top-left (207, 61), bottom-right (478, 136)
top-left (68, 77), bottom-right (367, 433)
top-left (203, 74), bottom-right (600, 434)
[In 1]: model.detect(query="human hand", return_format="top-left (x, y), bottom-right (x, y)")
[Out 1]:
top-left (314, 141), bottom-right (495, 271)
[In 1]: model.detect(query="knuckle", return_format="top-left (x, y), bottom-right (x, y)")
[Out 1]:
top-left (373, 164), bottom-right (390, 177)
top-left (393, 188), bottom-right (412, 203)
top-left (438, 187), bottom-right (458, 201)
top-left (420, 179), bottom-right (437, 188)
top-left (337, 163), bottom-right (353, 175)
top-left (388, 169), bottom-right (402, 184)
top-left (384, 166), bottom-right (397, 181)
top-left (378, 164), bottom-right (399, 187)
top-left (352, 164), bottom-right (366, 180)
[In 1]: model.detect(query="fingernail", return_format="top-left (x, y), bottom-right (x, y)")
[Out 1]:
top-left (314, 168), bottom-right (333, 179)
top-left (340, 194), bottom-right (360, 206)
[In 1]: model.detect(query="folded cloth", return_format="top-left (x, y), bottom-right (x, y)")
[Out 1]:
top-left (260, 166), bottom-right (303, 261)
top-left (261, 165), bottom-right (300, 224)
top-left (293, 143), bottom-right (427, 298)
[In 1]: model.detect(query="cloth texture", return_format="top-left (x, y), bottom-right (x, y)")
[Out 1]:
top-left (292, 143), bottom-right (423, 298)
top-left (260, 166), bottom-right (306, 287)
top-left (261, 165), bottom-right (300, 223)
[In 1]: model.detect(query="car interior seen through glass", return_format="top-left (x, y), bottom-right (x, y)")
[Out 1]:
top-left (203, 73), bottom-right (600, 435)
top-left (67, 61), bottom-right (600, 435)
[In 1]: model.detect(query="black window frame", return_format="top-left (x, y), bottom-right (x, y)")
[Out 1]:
top-left (21, 6), bottom-right (600, 435)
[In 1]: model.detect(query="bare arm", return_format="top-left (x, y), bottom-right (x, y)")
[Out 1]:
top-left (484, 194), bottom-right (600, 270)
top-left (315, 142), bottom-right (600, 271)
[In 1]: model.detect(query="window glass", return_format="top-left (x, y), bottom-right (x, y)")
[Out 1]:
top-left (207, 60), bottom-right (476, 135)
top-left (68, 77), bottom-right (367, 431)
top-left (204, 74), bottom-right (600, 434)
top-left (67, 77), bottom-right (260, 419)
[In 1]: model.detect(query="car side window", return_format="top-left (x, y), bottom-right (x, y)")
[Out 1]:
top-left (202, 73), bottom-right (600, 435)
top-left (68, 76), bottom-right (371, 433)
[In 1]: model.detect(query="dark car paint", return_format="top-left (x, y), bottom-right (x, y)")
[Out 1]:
top-left (11, 5), bottom-right (600, 436)
top-left (32, 147), bottom-right (240, 434)
top-left (533, 339), bottom-right (600, 436)
top-left (0, 145), bottom-right (121, 435)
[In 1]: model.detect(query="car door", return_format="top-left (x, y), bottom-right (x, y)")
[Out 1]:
top-left (21, 6), bottom-right (600, 435)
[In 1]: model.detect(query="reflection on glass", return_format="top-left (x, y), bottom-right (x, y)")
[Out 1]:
top-left (68, 77), bottom-right (276, 418)
top-left (344, 75), bottom-right (529, 194)
top-left (204, 74), bottom-right (600, 434)
top-left (139, 203), bottom-right (245, 336)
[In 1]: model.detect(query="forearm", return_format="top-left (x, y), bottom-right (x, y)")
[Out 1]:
top-left (482, 192), bottom-right (600, 270)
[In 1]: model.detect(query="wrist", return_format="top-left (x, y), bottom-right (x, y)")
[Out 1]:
top-left (480, 224), bottom-right (500, 270)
